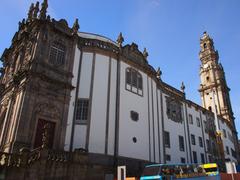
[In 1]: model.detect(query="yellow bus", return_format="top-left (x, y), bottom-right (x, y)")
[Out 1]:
top-left (200, 163), bottom-right (220, 177)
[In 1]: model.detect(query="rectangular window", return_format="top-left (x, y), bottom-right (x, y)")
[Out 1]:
top-left (164, 131), bottom-right (170, 148)
top-left (165, 154), bottom-right (171, 161)
top-left (179, 135), bottom-right (184, 151)
top-left (191, 134), bottom-right (196, 145)
top-left (196, 117), bottom-right (201, 127)
top-left (181, 157), bottom-right (186, 163)
top-left (126, 69), bottom-right (131, 84)
top-left (226, 146), bottom-right (229, 155)
top-left (206, 139), bottom-right (210, 151)
top-left (125, 68), bottom-right (143, 96)
top-left (231, 148), bottom-right (236, 158)
top-left (75, 99), bottom-right (89, 124)
top-left (193, 151), bottom-right (198, 163)
top-left (228, 132), bottom-right (234, 142)
top-left (200, 153), bottom-right (205, 164)
top-left (49, 42), bottom-right (65, 66)
top-left (199, 137), bottom-right (203, 147)
top-left (223, 129), bottom-right (226, 138)
top-left (189, 114), bottom-right (193, 124)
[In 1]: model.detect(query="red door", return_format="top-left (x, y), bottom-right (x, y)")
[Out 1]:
top-left (34, 119), bottom-right (55, 149)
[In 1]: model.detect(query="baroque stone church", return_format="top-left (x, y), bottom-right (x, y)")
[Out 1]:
top-left (0, 0), bottom-right (239, 179)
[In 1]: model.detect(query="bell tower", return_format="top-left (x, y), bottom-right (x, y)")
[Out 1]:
top-left (198, 32), bottom-right (234, 123)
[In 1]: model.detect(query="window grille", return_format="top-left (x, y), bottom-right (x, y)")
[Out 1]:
top-left (49, 41), bottom-right (66, 66)
top-left (75, 99), bottom-right (89, 124)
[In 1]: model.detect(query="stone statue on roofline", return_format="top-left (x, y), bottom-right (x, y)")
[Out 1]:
top-left (72, 18), bottom-right (80, 34)
top-left (27, 3), bottom-right (34, 22)
top-left (143, 48), bottom-right (148, 60)
top-left (181, 81), bottom-right (185, 93)
top-left (117, 32), bottom-right (124, 48)
top-left (18, 19), bottom-right (25, 31)
top-left (156, 67), bottom-right (162, 79)
top-left (33, 1), bottom-right (40, 19)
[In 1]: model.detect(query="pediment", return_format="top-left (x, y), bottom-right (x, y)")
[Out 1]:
top-left (122, 43), bottom-right (147, 65)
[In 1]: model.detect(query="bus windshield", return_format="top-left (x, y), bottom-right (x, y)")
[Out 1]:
top-left (204, 167), bottom-right (218, 173)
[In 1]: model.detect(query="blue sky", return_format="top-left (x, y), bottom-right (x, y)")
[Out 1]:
top-left (1, 0), bottom-right (240, 136)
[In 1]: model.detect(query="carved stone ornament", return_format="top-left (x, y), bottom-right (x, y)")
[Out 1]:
top-left (156, 67), bottom-right (162, 79)
top-left (122, 43), bottom-right (148, 65)
top-left (166, 96), bottom-right (183, 123)
top-left (33, 2), bottom-right (40, 19)
top-left (130, 111), bottom-right (139, 121)
top-left (72, 18), bottom-right (80, 34)
top-left (181, 82), bottom-right (185, 93)
top-left (39, 0), bottom-right (48, 20)
top-left (27, 3), bottom-right (34, 22)
top-left (117, 32), bottom-right (124, 47)
top-left (143, 48), bottom-right (148, 60)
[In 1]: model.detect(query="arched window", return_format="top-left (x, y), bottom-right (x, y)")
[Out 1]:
top-left (49, 41), bottom-right (66, 66)
top-left (126, 67), bottom-right (143, 96)
top-left (203, 43), bottom-right (207, 49)
top-left (208, 106), bottom-right (212, 112)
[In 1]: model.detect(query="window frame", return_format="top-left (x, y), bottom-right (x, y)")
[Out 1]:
top-left (180, 157), bottom-right (186, 163)
top-left (189, 114), bottom-right (193, 124)
top-left (179, 135), bottom-right (185, 151)
top-left (196, 117), bottom-right (201, 127)
top-left (191, 134), bottom-right (196, 145)
top-left (75, 98), bottom-right (89, 124)
top-left (199, 136), bottom-right (203, 147)
top-left (226, 146), bottom-right (229, 155)
top-left (206, 139), bottom-right (210, 151)
top-left (165, 154), bottom-right (171, 161)
top-left (49, 41), bottom-right (66, 66)
top-left (125, 67), bottom-right (143, 96)
top-left (223, 129), bottom-right (226, 138)
top-left (164, 131), bottom-right (170, 148)
top-left (193, 151), bottom-right (198, 163)
top-left (200, 153), bottom-right (205, 164)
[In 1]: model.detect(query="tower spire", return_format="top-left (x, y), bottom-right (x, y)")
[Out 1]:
top-left (27, 3), bottom-right (34, 22)
top-left (39, 0), bottom-right (48, 20)
top-left (33, 1), bottom-right (40, 19)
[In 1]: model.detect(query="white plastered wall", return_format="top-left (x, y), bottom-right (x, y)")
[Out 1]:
top-left (118, 62), bottom-right (149, 161)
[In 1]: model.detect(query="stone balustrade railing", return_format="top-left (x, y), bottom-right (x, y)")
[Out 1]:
top-left (0, 147), bottom-right (89, 168)
top-left (47, 149), bottom-right (71, 162)
top-left (0, 152), bottom-right (22, 167)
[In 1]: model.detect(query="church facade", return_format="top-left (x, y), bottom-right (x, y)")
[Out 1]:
top-left (0, 0), bottom-right (239, 174)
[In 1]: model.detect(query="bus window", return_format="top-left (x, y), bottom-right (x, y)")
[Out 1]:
top-left (141, 166), bottom-right (160, 177)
